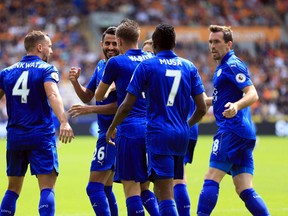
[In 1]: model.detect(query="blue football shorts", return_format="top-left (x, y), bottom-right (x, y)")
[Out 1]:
top-left (148, 151), bottom-right (184, 181)
top-left (210, 131), bottom-right (256, 177)
top-left (90, 132), bottom-right (116, 172)
top-left (114, 135), bottom-right (148, 183)
top-left (184, 139), bottom-right (197, 165)
top-left (6, 145), bottom-right (59, 176)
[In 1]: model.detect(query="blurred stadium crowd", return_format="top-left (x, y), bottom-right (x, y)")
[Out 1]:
top-left (0, 0), bottom-right (287, 123)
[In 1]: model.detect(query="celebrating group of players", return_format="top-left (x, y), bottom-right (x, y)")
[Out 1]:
top-left (0, 18), bottom-right (270, 216)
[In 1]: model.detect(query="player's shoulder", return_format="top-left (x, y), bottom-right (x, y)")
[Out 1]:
top-left (106, 54), bottom-right (123, 65)
top-left (177, 56), bottom-right (198, 71)
top-left (178, 56), bottom-right (194, 65)
top-left (97, 59), bottom-right (106, 66)
top-left (1, 61), bottom-right (21, 73)
top-left (226, 55), bottom-right (247, 74)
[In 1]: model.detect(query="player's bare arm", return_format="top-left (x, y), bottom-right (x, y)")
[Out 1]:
top-left (44, 81), bottom-right (74, 143)
top-left (222, 85), bottom-right (258, 118)
top-left (0, 89), bottom-right (4, 100)
top-left (204, 94), bottom-right (213, 107)
top-left (188, 93), bottom-right (207, 127)
top-left (95, 81), bottom-right (110, 101)
top-left (103, 82), bottom-right (116, 99)
top-left (69, 67), bottom-right (94, 103)
top-left (106, 93), bottom-right (137, 145)
top-left (68, 102), bottom-right (118, 118)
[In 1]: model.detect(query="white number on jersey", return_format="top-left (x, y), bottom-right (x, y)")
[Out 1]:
top-left (93, 146), bottom-right (105, 162)
top-left (12, 71), bottom-right (30, 103)
top-left (165, 69), bottom-right (181, 106)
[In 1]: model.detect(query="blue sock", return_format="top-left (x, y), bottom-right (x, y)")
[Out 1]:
top-left (159, 199), bottom-right (178, 216)
top-left (39, 188), bottom-right (55, 216)
top-left (104, 186), bottom-right (118, 216)
top-left (0, 190), bottom-right (19, 215)
top-left (197, 179), bottom-right (219, 215)
top-left (174, 184), bottom-right (190, 216)
top-left (126, 195), bottom-right (144, 216)
top-left (141, 189), bottom-right (159, 216)
top-left (240, 188), bottom-right (270, 216)
top-left (86, 182), bottom-right (110, 216)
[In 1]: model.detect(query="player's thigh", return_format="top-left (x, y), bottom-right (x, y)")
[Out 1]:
top-left (89, 170), bottom-right (113, 184)
top-left (204, 166), bottom-right (227, 183)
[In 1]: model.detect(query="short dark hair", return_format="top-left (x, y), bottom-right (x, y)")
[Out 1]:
top-left (102, 26), bottom-right (117, 41)
top-left (24, 30), bottom-right (48, 52)
top-left (116, 18), bottom-right (139, 44)
top-left (152, 23), bottom-right (175, 50)
top-left (209, 25), bottom-right (233, 43)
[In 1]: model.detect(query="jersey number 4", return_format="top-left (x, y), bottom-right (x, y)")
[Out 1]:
top-left (166, 69), bottom-right (181, 106)
top-left (12, 71), bottom-right (30, 103)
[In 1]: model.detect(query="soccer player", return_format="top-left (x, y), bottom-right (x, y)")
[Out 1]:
top-left (68, 26), bottom-right (119, 215)
top-left (196, 25), bottom-right (270, 216)
top-left (95, 19), bottom-right (159, 216)
top-left (105, 23), bottom-right (207, 216)
top-left (0, 30), bottom-right (74, 216)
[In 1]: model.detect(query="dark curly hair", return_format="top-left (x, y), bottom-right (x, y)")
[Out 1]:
top-left (152, 23), bottom-right (176, 51)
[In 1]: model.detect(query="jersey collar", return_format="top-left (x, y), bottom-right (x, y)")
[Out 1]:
top-left (221, 50), bottom-right (234, 64)
top-left (156, 50), bottom-right (177, 57)
top-left (22, 55), bottom-right (42, 61)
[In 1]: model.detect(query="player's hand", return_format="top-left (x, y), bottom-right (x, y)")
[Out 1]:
top-left (69, 67), bottom-right (81, 83)
top-left (68, 104), bottom-right (90, 118)
top-left (59, 122), bottom-right (74, 144)
top-left (222, 102), bottom-right (238, 118)
top-left (106, 127), bottom-right (117, 145)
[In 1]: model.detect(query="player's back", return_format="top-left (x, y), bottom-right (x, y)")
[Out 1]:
top-left (0, 55), bottom-right (58, 149)
top-left (130, 50), bottom-right (204, 155)
top-left (102, 49), bottom-right (153, 138)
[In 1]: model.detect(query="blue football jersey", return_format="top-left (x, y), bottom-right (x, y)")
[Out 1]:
top-left (127, 50), bottom-right (205, 155)
top-left (212, 50), bottom-right (256, 139)
top-left (86, 59), bottom-right (117, 131)
top-left (0, 55), bottom-right (59, 149)
top-left (101, 49), bottom-right (153, 138)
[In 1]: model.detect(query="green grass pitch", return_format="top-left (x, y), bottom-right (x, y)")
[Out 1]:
top-left (0, 135), bottom-right (287, 215)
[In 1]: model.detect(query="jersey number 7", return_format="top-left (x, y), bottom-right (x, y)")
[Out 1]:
top-left (166, 69), bottom-right (181, 106)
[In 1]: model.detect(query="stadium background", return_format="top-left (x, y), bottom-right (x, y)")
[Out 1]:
top-left (0, 0), bottom-right (287, 137)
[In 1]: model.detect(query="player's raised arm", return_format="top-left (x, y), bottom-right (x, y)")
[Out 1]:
top-left (69, 67), bottom-right (94, 103)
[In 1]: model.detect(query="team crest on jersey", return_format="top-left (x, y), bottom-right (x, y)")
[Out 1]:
top-left (51, 72), bottom-right (59, 82)
top-left (216, 69), bottom-right (222, 77)
top-left (236, 73), bottom-right (246, 83)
